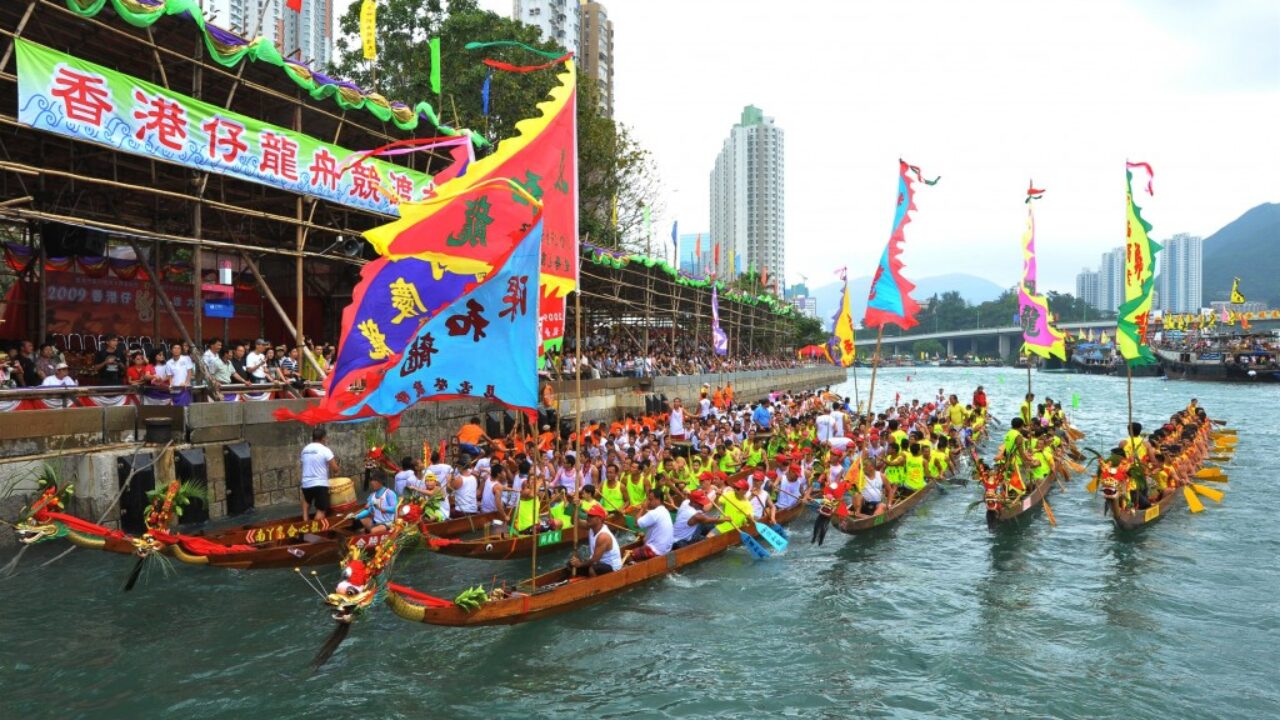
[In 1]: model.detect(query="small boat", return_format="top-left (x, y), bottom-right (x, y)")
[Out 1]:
top-left (833, 480), bottom-right (937, 534)
top-left (387, 504), bottom-right (806, 626)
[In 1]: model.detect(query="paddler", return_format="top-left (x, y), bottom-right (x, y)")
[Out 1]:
top-left (352, 472), bottom-right (397, 533)
top-left (567, 504), bottom-right (621, 578)
top-left (599, 462), bottom-right (627, 514)
top-left (672, 490), bottom-right (720, 549)
top-left (1020, 393), bottom-right (1035, 426)
top-left (903, 443), bottom-right (927, 493)
top-left (631, 489), bottom-right (675, 561)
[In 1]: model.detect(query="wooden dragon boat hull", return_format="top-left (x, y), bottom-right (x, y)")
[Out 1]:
top-left (387, 504), bottom-right (806, 626)
top-left (986, 473), bottom-right (1055, 529)
top-left (425, 512), bottom-right (628, 560)
top-left (1108, 489), bottom-right (1183, 531)
top-left (197, 502), bottom-right (362, 545)
top-left (833, 480), bottom-right (938, 534)
top-left (168, 512), bottom-right (499, 569)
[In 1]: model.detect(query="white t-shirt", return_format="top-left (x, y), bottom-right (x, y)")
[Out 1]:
top-left (669, 408), bottom-right (686, 437)
top-left (863, 471), bottom-right (885, 503)
top-left (452, 472), bottom-right (479, 513)
top-left (393, 469), bottom-right (417, 497)
top-left (828, 436), bottom-right (854, 452)
top-left (833, 411), bottom-right (846, 437)
top-left (41, 375), bottom-right (77, 387)
top-left (815, 414), bottom-right (834, 442)
top-left (300, 442), bottom-right (334, 489)
top-left (637, 505), bottom-right (674, 555)
top-left (699, 397), bottom-right (712, 418)
top-left (166, 356), bottom-right (193, 387)
top-left (776, 477), bottom-right (806, 510)
top-left (245, 351), bottom-right (267, 381)
top-left (427, 463), bottom-right (454, 488)
top-left (672, 500), bottom-right (702, 543)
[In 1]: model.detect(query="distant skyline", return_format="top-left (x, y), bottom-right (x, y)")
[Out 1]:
top-left (348, 0), bottom-right (1279, 294)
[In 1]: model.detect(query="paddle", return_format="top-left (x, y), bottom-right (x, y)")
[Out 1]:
top-left (1194, 468), bottom-right (1227, 480)
top-left (753, 521), bottom-right (788, 552)
top-left (1195, 474), bottom-right (1227, 484)
top-left (739, 531), bottom-right (771, 559)
top-left (122, 556), bottom-right (144, 592)
top-left (1190, 483), bottom-right (1224, 503)
top-left (1183, 486), bottom-right (1205, 513)
top-left (1042, 498), bottom-right (1057, 526)
top-left (1085, 474), bottom-right (1099, 494)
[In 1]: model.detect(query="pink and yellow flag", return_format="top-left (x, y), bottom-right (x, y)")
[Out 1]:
top-left (1117, 162), bottom-right (1160, 366)
top-left (1017, 182), bottom-right (1067, 361)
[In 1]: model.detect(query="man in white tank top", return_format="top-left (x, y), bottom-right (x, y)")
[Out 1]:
top-left (449, 465), bottom-right (480, 517)
top-left (668, 398), bottom-right (687, 440)
top-left (569, 504), bottom-right (621, 577)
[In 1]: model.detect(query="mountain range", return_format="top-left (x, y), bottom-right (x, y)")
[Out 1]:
top-left (806, 273), bottom-right (1007, 327)
top-left (1201, 202), bottom-right (1280, 307)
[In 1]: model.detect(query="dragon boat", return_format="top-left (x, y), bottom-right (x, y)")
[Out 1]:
top-left (384, 502), bottom-right (807, 627)
top-left (1093, 408), bottom-right (1224, 530)
top-left (833, 479), bottom-right (938, 534)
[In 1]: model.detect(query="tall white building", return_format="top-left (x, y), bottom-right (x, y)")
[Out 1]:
top-left (1096, 247), bottom-right (1125, 313)
top-left (709, 105), bottom-right (785, 285)
top-left (513, 0), bottom-right (581, 54)
top-left (203, 1), bottom-right (334, 68)
top-left (1075, 268), bottom-right (1100, 310)
top-left (1158, 233), bottom-right (1203, 313)
top-left (578, 1), bottom-right (614, 116)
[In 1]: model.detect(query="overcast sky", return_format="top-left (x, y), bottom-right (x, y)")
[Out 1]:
top-left (348, 0), bottom-right (1279, 293)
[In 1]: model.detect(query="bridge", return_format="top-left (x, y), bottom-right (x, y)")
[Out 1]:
top-left (853, 320), bottom-right (1118, 357)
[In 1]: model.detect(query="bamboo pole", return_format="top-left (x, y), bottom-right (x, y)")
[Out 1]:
top-left (237, 250), bottom-right (327, 379)
top-left (123, 238), bottom-right (210, 389)
top-left (572, 286), bottom-right (583, 554)
top-left (865, 326), bottom-right (885, 415)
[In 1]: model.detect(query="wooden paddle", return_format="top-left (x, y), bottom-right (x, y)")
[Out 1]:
top-left (1183, 486), bottom-right (1205, 513)
top-left (1191, 483), bottom-right (1224, 503)
top-left (1042, 498), bottom-right (1057, 526)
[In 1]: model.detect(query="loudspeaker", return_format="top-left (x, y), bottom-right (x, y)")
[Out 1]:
top-left (117, 453), bottom-right (157, 535)
top-left (223, 442), bottom-right (254, 515)
top-left (41, 222), bottom-right (108, 258)
top-left (175, 448), bottom-right (209, 525)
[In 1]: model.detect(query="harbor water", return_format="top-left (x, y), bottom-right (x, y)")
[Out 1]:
top-left (1, 367), bottom-right (1277, 719)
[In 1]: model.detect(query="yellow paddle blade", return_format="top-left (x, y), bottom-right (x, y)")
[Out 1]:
top-left (1195, 474), bottom-right (1228, 483)
top-left (1192, 483), bottom-right (1224, 503)
top-left (1065, 459), bottom-right (1086, 474)
top-left (1213, 428), bottom-right (1237, 436)
top-left (1042, 499), bottom-right (1057, 526)
top-left (1183, 486), bottom-right (1205, 513)
top-left (1086, 475), bottom-right (1099, 494)
top-left (1195, 468), bottom-right (1225, 480)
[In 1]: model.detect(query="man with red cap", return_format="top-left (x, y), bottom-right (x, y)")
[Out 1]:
top-left (717, 477), bottom-right (754, 531)
top-left (672, 489), bottom-right (720, 549)
top-left (632, 489), bottom-right (674, 561)
top-left (568, 504), bottom-right (622, 578)
top-left (747, 470), bottom-right (776, 524)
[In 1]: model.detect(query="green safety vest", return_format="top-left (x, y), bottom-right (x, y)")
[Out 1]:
top-left (515, 497), bottom-right (540, 533)
top-left (904, 455), bottom-right (926, 491)
top-left (625, 474), bottom-right (647, 506)
top-left (600, 482), bottom-right (626, 513)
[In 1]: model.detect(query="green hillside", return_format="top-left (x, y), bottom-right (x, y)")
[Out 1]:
top-left (1201, 203), bottom-right (1280, 307)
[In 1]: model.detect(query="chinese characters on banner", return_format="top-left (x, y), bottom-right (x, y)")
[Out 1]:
top-left (279, 222), bottom-right (543, 426)
top-left (15, 39), bottom-right (435, 217)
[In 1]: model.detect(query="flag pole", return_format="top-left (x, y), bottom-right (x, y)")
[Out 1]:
top-left (572, 282), bottom-right (583, 553)
top-left (865, 326), bottom-right (885, 416)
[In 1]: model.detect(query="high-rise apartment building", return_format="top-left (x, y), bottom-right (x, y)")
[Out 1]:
top-left (513, 0), bottom-right (581, 54)
top-left (1095, 247), bottom-right (1125, 313)
top-left (204, 1), bottom-right (334, 68)
top-left (1075, 268), bottom-right (1100, 310)
top-left (709, 106), bottom-right (785, 285)
top-left (1076, 268), bottom-right (1100, 310)
top-left (577, 1), bottom-right (614, 116)
top-left (1157, 233), bottom-right (1203, 313)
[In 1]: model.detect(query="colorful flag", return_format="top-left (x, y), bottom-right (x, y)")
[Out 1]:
top-left (278, 220), bottom-right (542, 427)
top-left (1017, 182), bottom-right (1067, 361)
top-left (286, 0), bottom-right (302, 12)
top-left (360, 0), bottom-right (378, 61)
top-left (761, 265), bottom-right (768, 289)
top-left (365, 57), bottom-right (577, 357)
top-left (831, 278), bottom-right (857, 367)
top-left (429, 37), bottom-right (442, 96)
top-left (863, 159), bottom-right (938, 330)
top-left (481, 67), bottom-right (492, 116)
top-left (713, 242), bottom-right (720, 276)
top-left (711, 284), bottom-right (728, 356)
top-left (1230, 277), bottom-right (1246, 304)
top-left (1116, 162), bottom-right (1161, 366)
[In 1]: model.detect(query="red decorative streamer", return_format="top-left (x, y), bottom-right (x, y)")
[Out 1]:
top-left (482, 53), bottom-right (574, 74)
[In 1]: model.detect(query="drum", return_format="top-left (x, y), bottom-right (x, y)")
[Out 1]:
top-left (329, 477), bottom-right (356, 507)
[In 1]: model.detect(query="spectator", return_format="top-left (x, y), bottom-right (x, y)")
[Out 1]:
top-left (34, 342), bottom-right (59, 383)
top-left (279, 346), bottom-right (299, 381)
top-left (165, 342), bottom-right (193, 407)
top-left (92, 334), bottom-right (127, 386)
top-left (209, 346), bottom-right (235, 385)
top-left (202, 339), bottom-right (223, 373)
top-left (41, 362), bottom-right (77, 388)
top-left (151, 349), bottom-right (171, 388)
top-left (126, 350), bottom-right (155, 386)
top-left (245, 339), bottom-right (268, 383)
top-left (263, 346), bottom-right (282, 383)
top-left (230, 343), bottom-right (250, 384)
top-left (17, 340), bottom-right (38, 387)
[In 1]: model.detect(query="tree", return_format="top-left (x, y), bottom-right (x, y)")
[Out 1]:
top-left (791, 316), bottom-right (827, 347)
top-left (912, 339), bottom-right (945, 358)
top-left (331, 0), bottom-right (660, 252)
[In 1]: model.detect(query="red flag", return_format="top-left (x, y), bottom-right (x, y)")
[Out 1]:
top-left (286, 0), bottom-right (301, 11)
top-left (714, 242), bottom-right (720, 271)
top-left (762, 265), bottom-right (768, 288)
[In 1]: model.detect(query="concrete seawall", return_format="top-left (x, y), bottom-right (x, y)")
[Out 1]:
top-left (0, 366), bottom-right (845, 546)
